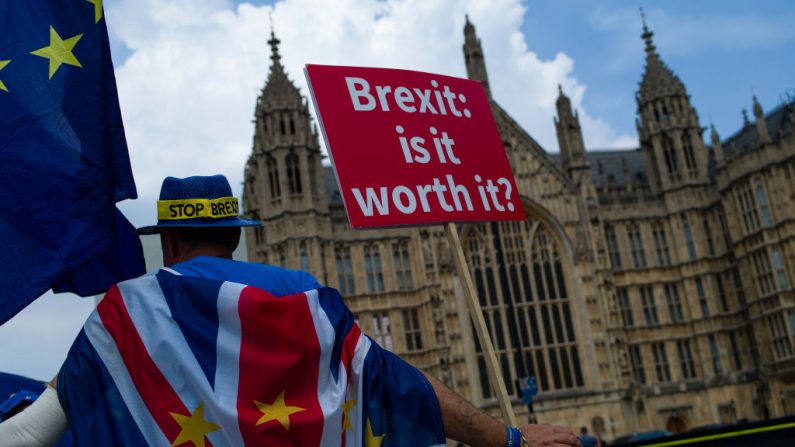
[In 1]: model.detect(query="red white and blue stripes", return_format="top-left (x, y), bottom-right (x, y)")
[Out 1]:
top-left (58, 269), bottom-right (445, 446)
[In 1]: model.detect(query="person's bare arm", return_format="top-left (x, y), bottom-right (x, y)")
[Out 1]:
top-left (422, 371), bottom-right (506, 446)
top-left (422, 372), bottom-right (581, 447)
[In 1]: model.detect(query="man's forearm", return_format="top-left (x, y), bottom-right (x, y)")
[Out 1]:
top-left (422, 371), bottom-right (507, 447)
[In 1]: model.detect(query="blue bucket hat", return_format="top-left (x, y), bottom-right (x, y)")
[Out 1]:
top-left (137, 175), bottom-right (260, 235)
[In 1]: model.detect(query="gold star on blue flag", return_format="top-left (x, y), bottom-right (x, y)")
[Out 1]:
top-left (87, 0), bottom-right (104, 24)
top-left (0, 0), bottom-right (142, 324)
top-left (0, 59), bottom-right (10, 92)
top-left (30, 26), bottom-right (84, 79)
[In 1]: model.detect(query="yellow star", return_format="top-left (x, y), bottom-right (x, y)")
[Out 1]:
top-left (30, 26), bottom-right (83, 79)
top-left (169, 402), bottom-right (220, 447)
top-left (87, 0), bottom-right (103, 24)
top-left (0, 60), bottom-right (9, 92)
top-left (365, 418), bottom-right (385, 447)
top-left (341, 399), bottom-right (357, 432)
top-left (254, 390), bottom-right (305, 431)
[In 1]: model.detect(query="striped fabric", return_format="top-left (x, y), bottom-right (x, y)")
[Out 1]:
top-left (57, 269), bottom-right (445, 446)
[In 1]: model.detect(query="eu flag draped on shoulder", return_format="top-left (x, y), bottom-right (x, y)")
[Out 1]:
top-left (0, 0), bottom-right (143, 323)
top-left (57, 271), bottom-right (447, 446)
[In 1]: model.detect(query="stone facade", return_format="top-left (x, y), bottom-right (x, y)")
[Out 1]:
top-left (243, 18), bottom-right (795, 440)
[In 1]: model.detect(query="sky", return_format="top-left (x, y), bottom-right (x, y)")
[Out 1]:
top-left (1, 0), bottom-right (793, 381)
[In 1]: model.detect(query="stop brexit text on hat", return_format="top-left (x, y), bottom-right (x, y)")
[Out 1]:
top-left (305, 64), bottom-right (526, 228)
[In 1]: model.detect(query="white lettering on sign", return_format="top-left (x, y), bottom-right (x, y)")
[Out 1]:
top-left (394, 125), bottom-right (461, 164)
top-left (345, 77), bottom-right (471, 118)
top-left (346, 77), bottom-right (376, 111)
top-left (351, 175), bottom-right (476, 217)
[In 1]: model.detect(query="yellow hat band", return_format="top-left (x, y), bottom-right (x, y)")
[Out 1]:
top-left (157, 197), bottom-right (240, 221)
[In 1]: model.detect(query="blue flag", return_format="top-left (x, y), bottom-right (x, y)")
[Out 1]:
top-left (0, 1), bottom-right (141, 324)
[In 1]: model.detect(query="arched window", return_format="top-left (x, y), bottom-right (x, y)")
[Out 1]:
top-left (299, 242), bottom-right (310, 272)
top-left (335, 245), bottom-right (355, 295)
top-left (464, 222), bottom-right (583, 400)
top-left (364, 245), bottom-right (384, 292)
top-left (681, 131), bottom-right (697, 174)
top-left (286, 153), bottom-right (302, 195)
top-left (663, 136), bottom-right (679, 180)
top-left (392, 241), bottom-right (413, 290)
top-left (308, 155), bottom-right (318, 197)
top-left (275, 245), bottom-right (286, 268)
top-left (267, 158), bottom-right (280, 199)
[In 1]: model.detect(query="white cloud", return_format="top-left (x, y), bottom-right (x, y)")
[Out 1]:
top-left (107, 0), bottom-right (632, 227)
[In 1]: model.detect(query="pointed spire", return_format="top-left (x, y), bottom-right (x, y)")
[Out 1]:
top-left (555, 84), bottom-right (586, 172)
top-left (752, 95), bottom-right (764, 118)
top-left (711, 124), bottom-right (724, 164)
top-left (752, 95), bottom-right (771, 144)
top-left (556, 83), bottom-right (571, 108)
top-left (268, 25), bottom-right (285, 77)
top-left (742, 108), bottom-right (751, 127)
top-left (462, 15), bottom-right (491, 97)
top-left (260, 24), bottom-right (304, 111)
top-left (640, 8), bottom-right (656, 58)
top-left (637, 12), bottom-right (686, 102)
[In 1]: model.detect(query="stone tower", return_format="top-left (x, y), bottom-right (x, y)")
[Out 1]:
top-left (753, 95), bottom-right (772, 145)
top-left (244, 30), bottom-right (328, 271)
top-left (555, 85), bottom-right (588, 174)
top-left (463, 15), bottom-right (491, 97)
top-left (635, 20), bottom-right (709, 193)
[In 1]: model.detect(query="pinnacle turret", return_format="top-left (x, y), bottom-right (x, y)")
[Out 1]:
top-left (635, 12), bottom-right (708, 191)
top-left (247, 26), bottom-right (325, 222)
top-left (555, 85), bottom-right (587, 172)
top-left (462, 15), bottom-right (491, 97)
top-left (753, 95), bottom-right (763, 118)
top-left (268, 30), bottom-right (284, 76)
top-left (638, 17), bottom-right (686, 102)
top-left (260, 28), bottom-right (303, 109)
top-left (556, 84), bottom-right (571, 110)
top-left (752, 96), bottom-right (771, 144)
top-left (710, 124), bottom-right (724, 164)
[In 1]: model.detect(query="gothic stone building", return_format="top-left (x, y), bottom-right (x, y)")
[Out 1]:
top-left (243, 18), bottom-right (795, 439)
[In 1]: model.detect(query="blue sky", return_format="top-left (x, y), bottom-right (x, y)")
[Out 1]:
top-left (519, 0), bottom-right (795, 144)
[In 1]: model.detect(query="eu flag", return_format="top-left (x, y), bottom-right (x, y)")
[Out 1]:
top-left (0, 1), bottom-right (141, 323)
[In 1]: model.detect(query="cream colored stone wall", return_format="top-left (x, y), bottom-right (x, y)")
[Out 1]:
top-left (243, 22), bottom-right (795, 444)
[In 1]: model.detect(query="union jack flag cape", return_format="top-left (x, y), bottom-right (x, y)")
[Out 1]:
top-left (57, 269), bottom-right (446, 446)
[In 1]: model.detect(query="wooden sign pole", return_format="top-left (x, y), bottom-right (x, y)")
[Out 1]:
top-left (444, 222), bottom-right (518, 426)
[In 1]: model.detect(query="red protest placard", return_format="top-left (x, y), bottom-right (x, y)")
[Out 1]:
top-left (305, 64), bottom-right (526, 228)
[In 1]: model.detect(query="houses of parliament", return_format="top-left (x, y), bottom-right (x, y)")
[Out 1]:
top-left (242, 16), bottom-right (795, 439)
